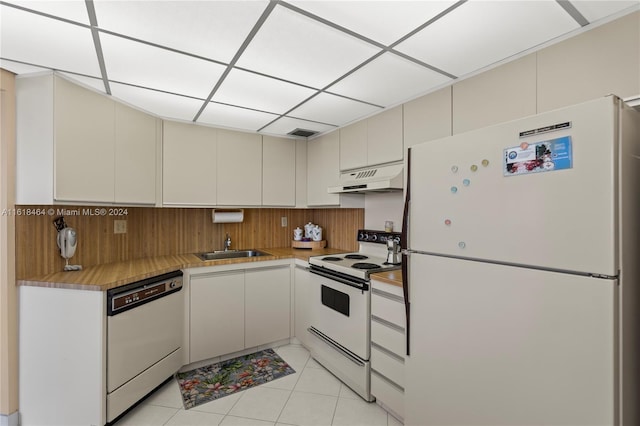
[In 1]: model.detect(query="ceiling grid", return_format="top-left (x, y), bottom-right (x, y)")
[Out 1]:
top-left (0, 0), bottom-right (638, 137)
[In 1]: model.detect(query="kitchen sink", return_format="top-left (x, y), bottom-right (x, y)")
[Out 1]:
top-left (196, 250), bottom-right (269, 261)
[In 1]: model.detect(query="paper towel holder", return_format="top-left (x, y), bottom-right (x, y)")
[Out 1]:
top-left (212, 209), bottom-right (244, 223)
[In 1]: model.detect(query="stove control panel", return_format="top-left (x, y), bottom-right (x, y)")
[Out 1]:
top-left (357, 229), bottom-right (401, 245)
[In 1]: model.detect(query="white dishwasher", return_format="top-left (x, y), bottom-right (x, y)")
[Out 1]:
top-left (106, 270), bottom-right (184, 423)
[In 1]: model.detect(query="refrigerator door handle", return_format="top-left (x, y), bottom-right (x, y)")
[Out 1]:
top-left (401, 148), bottom-right (411, 356)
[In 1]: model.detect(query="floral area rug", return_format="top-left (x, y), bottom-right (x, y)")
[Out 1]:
top-left (175, 348), bottom-right (295, 409)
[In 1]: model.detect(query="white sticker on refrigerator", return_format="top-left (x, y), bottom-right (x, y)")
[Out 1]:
top-left (503, 136), bottom-right (572, 177)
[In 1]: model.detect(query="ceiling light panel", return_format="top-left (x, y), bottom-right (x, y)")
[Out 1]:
top-left (212, 69), bottom-right (317, 114)
top-left (395, 0), bottom-right (580, 77)
top-left (570, 1), bottom-right (639, 23)
top-left (329, 52), bottom-right (452, 106)
top-left (287, 0), bottom-right (458, 45)
top-left (236, 5), bottom-right (382, 88)
top-left (0, 5), bottom-right (100, 76)
top-left (93, 0), bottom-right (269, 63)
top-left (289, 93), bottom-right (381, 126)
top-left (198, 102), bottom-right (279, 131)
top-left (110, 82), bottom-right (204, 122)
top-left (100, 33), bottom-right (226, 98)
top-left (3, 0), bottom-right (90, 24)
top-left (261, 116), bottom-right (336, 136)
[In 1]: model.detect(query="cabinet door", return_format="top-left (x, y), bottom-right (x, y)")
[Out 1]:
top-left (190, 271), bottom-right (244, 363)
top-left (453, 54), bottom-right (536, 134)
top-left (162, 121), bottom-right (217, 206)
top-left (295, 139), bottom-right (307, 208)
top-left (294, 265), bottom-right (312, 348)
top-left (54, 76), bottom-right (115, 202)
top-left (403, 87), bottom-right (452, 150)
top-left (339, 120), bottom-right (367, 171)
top-left (245, 266), bottom-right (290, 348)
top-left (367, 105), bottom-right (403, 166)
top-left (217, 129), bottom-right (262, 206)
top-left (115, 103), bottom-right (157, 204)
top-left (537, 11), bottom-right (640, 113)
top-left (262, 136), bottom-right (295, 206)
top-left (307, 132), bottom-right (340, 206)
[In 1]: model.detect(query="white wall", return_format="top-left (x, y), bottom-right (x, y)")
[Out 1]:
top-left (364, 192), bottom-right (404, 232)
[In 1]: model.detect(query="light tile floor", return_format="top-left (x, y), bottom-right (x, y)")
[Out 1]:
top-left (116, 343), bottom-right (403, 426)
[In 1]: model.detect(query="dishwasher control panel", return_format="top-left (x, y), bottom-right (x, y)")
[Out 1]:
top-left (107, 271), bottom-right (183, 316)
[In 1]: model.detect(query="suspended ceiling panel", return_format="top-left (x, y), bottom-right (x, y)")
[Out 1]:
top-left (5, 0), bottom-right (90, 24)
top-left (100, 33), bottom-right (226, 98)
top-left (198, 102), bottom-right (279, 131)
top-left (288, 92), bottom-right (381, 126)
top-left (93, 0), bottom-right (270, 63)
top-left (236, 4), bottom-right (382, 88)
top-left (110, 82), bottom-right (204, 122)
top-left (330, 52), bottom-right (453, 106)
top-left (287, 0), bottom-right (458, 45)
top-left (0, 5), bottom-right (100, 76)
top-left (395, 0), bottom-right (580, 77)
top-left (1, 1), bottom-right (638, 138)
top-left (60, 73), bottom-right (107, 93)
top-left (212, 68), bottom-right (317, 115)
top-left (571, 1), bottom-right (640, 22)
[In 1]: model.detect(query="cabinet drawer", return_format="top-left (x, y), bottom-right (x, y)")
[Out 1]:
top-left (371, 370), bottom-right (404, 420)
top-left (371, 291), bottom-right (405, 328)
top-left (371, 344), bottom-right (404, 387)
top-left (371, 279), bottom-right (404, 299)
top-left (371, 318), bottom-right (405, 358)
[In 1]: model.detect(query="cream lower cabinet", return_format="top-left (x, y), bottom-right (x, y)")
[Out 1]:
top-left (190, 270), bottom-right (245, 363)
top-left (162, 121), bottom-right (217, 206)
top-left (245, 266), bottom-right (291, 347)
top-left (370, 278), bottom-right (406, 422)
top-left (189, 262), bottom-right (291, 363)
top-left (294, 263), bottom-right (312, 348)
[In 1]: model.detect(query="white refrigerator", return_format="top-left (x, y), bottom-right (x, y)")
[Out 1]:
top-left (402, 95), bottom-right (640, 426)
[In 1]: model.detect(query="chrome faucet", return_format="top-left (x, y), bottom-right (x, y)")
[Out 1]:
top-left (224, 233), bottom-right (232, 251)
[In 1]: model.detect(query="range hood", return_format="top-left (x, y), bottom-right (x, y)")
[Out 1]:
top-left (328, 163), bottom-right (403, 194)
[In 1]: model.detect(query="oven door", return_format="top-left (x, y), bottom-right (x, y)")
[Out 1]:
top-left (309, 267), bottom-right (370, 361)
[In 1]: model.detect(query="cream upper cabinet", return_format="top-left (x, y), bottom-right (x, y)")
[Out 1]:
top-left (262, 136), bottom-right (296, 207)
top-left (54, 76), bottom-right (115, 203)
top-left (217, 129), bottom-right (262, 206)
top-left (16, 74), bottom-right (158, 205)
top-left (404, 87), bottom-right (452, 150)
top-left (115, 103), bottom-right (158, 204)
top-left (537, 11), bottom-right (640, 113)
top-left (162, 121), bottom-right (217, 206)
top-left (295, 139), bottom-right (307, 208)
top-left (339, 120), bottom-right (367, 171)
top-left (367, 105), bottom-right (403, 166)
top-left (339, 106), bottom-right (403, 171)
top-left (452, 54), bottom-right (537, 135)
top-left (307, 131), bottom-right (340, 206)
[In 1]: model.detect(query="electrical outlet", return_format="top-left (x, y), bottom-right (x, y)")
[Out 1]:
top-left (281, 216), bottom-right (288, 227)
top-left (114, 220), bottom-right (127, 234)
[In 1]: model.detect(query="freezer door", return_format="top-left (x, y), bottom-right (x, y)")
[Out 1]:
top-left (404, 254), bottom-right (617, 426)
top-left (409, 96), bottom-right (618, 276)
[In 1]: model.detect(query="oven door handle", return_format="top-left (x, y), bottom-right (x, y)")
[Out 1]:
top-left (310, 268), bottom-right (369, 291)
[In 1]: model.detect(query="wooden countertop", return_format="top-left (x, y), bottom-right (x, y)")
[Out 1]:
top-left (18, 247), bottom-right (348, 292)
top-left (370, 270), bottom-right (403, 287)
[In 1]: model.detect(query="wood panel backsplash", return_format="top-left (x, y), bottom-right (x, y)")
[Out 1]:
top-left (15, 206), bottom-right (364, 279)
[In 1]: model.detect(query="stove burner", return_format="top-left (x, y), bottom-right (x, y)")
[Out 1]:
top-left (345, 254), bottom-right (368, 260)
top-left (351, 262), bottom-right (381, 270)
top-left (322, 256), bottom-right (343, 261)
